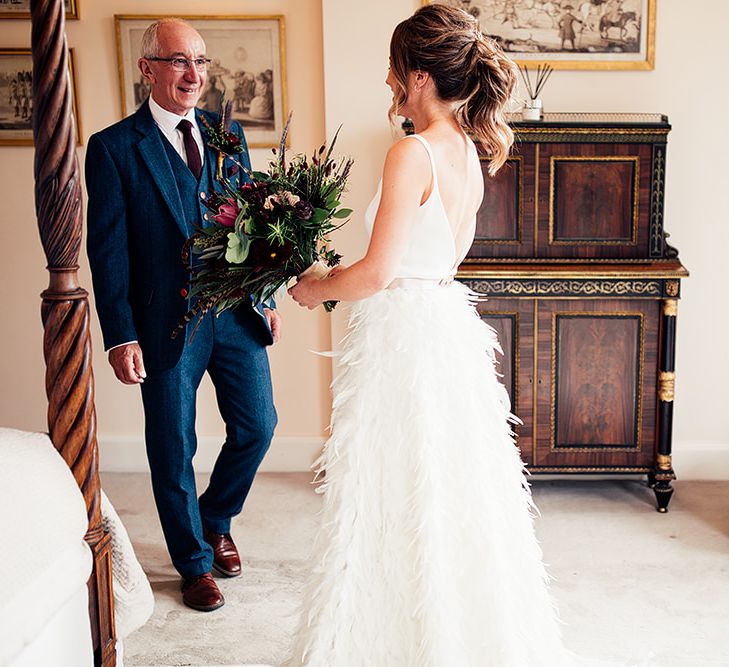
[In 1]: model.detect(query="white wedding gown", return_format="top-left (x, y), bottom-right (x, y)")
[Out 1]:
top-left (287, 134), bottom-right (641, 667)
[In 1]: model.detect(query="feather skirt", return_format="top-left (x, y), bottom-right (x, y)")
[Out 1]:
top-left (286, 283), bottom-right (617, 667)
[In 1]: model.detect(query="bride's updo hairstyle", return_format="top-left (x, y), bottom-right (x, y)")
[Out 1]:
top-left (389, 4), bottom-right (517, 175)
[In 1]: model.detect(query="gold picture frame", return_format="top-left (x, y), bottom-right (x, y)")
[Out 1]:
top-left (0, 48), bottom-right (81, 146)
top-left (114, 14), bottom-right (288, 148)
top-left (0, 0), bottom-right (79, 20)
top-left (423, 0), bottom-right (656, 70)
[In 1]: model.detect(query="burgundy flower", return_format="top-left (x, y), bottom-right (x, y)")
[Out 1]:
top-left (213, 200), bottom-right (240, 227)
top-left (204, 190), bottom-right (227, 213)
top-left (248, 239), bottom-right (294, 272)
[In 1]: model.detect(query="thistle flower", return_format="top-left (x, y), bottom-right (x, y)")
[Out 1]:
top-left (294, 200), bottom-right (314, 220)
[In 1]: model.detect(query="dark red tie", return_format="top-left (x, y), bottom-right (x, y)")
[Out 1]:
top-left (177, 119), bottom-right (202, 179)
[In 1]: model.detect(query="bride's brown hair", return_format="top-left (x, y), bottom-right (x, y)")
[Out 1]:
top-left (389, 5), bottom-right (517, 175)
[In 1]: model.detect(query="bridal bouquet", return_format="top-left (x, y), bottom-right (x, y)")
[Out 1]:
top-left (175, 107), bottom-right (353, 338)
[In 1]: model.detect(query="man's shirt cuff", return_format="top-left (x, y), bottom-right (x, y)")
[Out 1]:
top-left (107, 340), bottom-right (138, 352)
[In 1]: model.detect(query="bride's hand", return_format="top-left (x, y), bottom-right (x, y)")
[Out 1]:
top-left (288, 274), bottom-right (324, 310)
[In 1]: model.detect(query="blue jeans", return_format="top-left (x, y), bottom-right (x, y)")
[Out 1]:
top-left (140, 306), bottom-right (277, 578)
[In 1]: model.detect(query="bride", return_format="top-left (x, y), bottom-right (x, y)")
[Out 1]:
top-left (288, 5), bottom-right (621, 666)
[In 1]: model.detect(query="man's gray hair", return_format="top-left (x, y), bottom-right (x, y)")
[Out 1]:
top-left (140, 18), bottom-right (193, 58)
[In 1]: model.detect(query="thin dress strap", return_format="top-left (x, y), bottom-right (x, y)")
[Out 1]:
top-left (404, 133), bottom-right (439, 192)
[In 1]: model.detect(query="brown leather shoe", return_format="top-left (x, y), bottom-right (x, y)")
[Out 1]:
top-left (181, 572), bottom-right (224, 612)
top-left (204, 528), bottom-right (242, 578)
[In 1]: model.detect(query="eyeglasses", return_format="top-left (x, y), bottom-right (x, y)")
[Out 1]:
top-left (146, 56), bottom-right (212, 72)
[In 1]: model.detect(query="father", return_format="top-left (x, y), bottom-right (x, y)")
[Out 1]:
top-left (85, 18), bottom-right (280, 612)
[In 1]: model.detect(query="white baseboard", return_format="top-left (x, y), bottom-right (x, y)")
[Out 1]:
top-left (535, 443), bottom-right (729, 481)
top-left (672, 442), bottom-right (729, 481)
top-left (98, 436), bottom-right (729, 479)
top-left (99, 435), bottom-right (325, 474)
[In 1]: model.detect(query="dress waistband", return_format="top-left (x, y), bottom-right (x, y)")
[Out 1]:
top-left (387, 277), bottom-right (454, 290)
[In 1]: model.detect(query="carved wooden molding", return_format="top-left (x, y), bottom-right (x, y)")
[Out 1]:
top-left (658, 371), bottom-right (676, 403)
top-left (663, 299), bottom-right (678, 317)
top-left (31, 0), bottom-right (116, 664)
top-left (649, 145), bottom-right (665, 257)
top-left (462, 278), bottom-right (663, 298)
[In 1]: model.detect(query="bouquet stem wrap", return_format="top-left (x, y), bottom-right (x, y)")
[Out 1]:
top-left (300, 260), bottom-right (337, 312)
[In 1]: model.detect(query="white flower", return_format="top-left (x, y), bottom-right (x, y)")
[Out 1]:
top-left (264, 191), bottom-right (301, 210)
top-left (280, 190), bottom-right (301, 207)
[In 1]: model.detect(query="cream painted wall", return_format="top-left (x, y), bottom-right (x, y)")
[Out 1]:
top-left (1, 1), bottom-right (728, 476)
top-left (0, 1), bottom-right (331, 469)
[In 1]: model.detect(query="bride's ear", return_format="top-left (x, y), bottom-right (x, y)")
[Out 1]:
top-left (413, 70), bottom-right (429, 92)
top-left (413, 69), bottom-right (432, 93)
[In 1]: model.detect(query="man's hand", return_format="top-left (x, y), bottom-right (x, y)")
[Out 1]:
top-left (108, 343), bottom-right (147, 385)
top-left (264, 308), bottom-right (282, 343)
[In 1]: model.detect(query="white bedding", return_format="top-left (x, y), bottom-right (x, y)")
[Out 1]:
top-left (10, 583), bottom-right (93, 667)
top-left (0, 427), bottom-right (93, 665)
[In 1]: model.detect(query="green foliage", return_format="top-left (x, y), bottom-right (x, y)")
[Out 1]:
top-left (225, 232), bottom-right (251, 264)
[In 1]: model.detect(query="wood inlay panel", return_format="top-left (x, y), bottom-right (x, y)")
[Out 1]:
top-left (475, 298), bottom-right (534, 464)
top-left (534, 299), bottom-right (658, 469)
top-left (536, 143), bottom-right (653, 259)
top-left (551, 158), bottom-right (638, 243)
top-left (554, 314), bottom-right (641, 448)
top-left (475, 157), bottom-right (521, 243)
top-left (467, 143), bottom-right (535, 259)
top-left (481, 313), bottom-right (516, 405)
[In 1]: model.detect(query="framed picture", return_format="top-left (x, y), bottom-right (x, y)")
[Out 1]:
top-left (115, 15), bottom-right (288, 148)
top-left (0, 48), bottom-right (81, 145)
top-left (424, 0), bottom-right (656, 70)
top-left (0, 0), bottom-right (79, 20)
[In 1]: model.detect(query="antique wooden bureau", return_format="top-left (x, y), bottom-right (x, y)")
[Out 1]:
top-left (457, 113), bottom-right (688, 512)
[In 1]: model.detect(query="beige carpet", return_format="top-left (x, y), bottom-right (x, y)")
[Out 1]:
top-left (102, 473), bottom-right (729, 667)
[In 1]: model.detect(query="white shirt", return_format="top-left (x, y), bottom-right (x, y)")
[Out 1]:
top-left (107, 97), bottom-right (205, 353)
top-left (148, 94), bottom-right (205, 169)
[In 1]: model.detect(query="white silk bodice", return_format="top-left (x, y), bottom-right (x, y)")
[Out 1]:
top-left (363, 133), bottom-right (475, 281)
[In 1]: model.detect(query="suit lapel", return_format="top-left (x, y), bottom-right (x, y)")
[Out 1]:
top-left (134, 101), bottom-right (188, 238)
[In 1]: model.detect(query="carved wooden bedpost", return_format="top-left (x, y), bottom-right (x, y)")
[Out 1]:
top-left (30, 1), bottom-right (116, 664)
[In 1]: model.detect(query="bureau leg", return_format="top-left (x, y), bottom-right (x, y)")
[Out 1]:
top-left (653, 478), bottom-right (674, 513)
top-left (646, 470), bottom-right (656, 488)
top-left (652, 453), bottom-right (675, 512)
top-left (654, 297), bottom-right (679, 513)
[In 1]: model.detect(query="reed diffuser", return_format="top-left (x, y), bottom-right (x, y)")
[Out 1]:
top-left (519, 64), bottom-right (553, 121)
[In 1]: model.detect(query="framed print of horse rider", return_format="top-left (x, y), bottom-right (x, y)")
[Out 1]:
top-left (115, 15), bottom-right (288, 148)
top-left (424, 0), bottom-right (656, 70)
